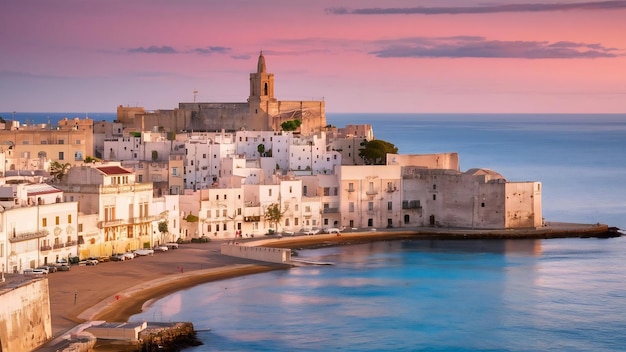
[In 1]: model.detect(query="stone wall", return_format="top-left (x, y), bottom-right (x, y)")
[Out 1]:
top-left (0, 277), bottom-right (52, 351)
top-left (221, 243), bottom-right (291, 264)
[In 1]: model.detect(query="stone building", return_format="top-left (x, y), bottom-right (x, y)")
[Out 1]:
top-left (116, 52), bottom-right (326, 135)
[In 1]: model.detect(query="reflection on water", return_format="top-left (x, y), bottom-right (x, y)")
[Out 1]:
top-left (131, 238), bottom-right (626, 352)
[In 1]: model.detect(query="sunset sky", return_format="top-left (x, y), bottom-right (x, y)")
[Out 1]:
top-left (1, 0), bottom-right (625, 113)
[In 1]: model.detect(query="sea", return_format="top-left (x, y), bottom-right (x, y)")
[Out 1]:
top-left (5, 112), bottom-right (626, 351)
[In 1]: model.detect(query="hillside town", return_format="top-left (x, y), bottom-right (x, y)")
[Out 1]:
top-left (0, 53), bottom-right (542, 274)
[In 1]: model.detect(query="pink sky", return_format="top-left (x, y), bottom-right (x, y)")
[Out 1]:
top-left (1, 0), bottom-right (625, 113)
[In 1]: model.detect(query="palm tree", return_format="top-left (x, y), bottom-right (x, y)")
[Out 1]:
top-left (50, 161), bottom-right (71, 182)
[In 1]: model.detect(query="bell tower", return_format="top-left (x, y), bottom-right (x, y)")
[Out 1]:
top-left (249, 51), bottom-right (275, 102)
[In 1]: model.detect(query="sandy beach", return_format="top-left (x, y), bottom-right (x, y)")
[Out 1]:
top-left (43, 223), bottom-right (613, 348)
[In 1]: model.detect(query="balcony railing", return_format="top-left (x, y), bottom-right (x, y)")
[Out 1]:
top-left (40, 245), bottom-right (52, 251)
top-left (9, 229), bottom-right (49, 243)
top-left (322, 207), bottom-right (339, 214)
top-left (53, 243), bottom-right (65, 249)
top-left (365, 189), bottom-right (378, 195)
top-left (66, 240), bottom-right (77, 246)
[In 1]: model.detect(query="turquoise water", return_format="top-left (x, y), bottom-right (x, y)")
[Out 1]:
top-left (11, 112), bottom-right (624, 350)
top-left (131, 237), bottom-right (626, 351)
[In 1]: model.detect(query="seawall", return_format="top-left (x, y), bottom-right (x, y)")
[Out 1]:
top-left (0, 276), bottom-right (52, 351)
top-left (221, 243), bottom-right (292, 263)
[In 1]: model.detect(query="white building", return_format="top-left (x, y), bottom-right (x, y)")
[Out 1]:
top-left (0, 183), bottom-right (78, 273)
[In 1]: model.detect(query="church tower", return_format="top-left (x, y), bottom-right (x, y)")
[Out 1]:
top-left (249, 51), bottom-right (275, 102)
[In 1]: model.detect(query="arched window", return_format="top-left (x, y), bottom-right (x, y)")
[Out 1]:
top-left (263, 82), bottom-right (268, 96)
top-left (38, 151), bottom-right (47, 158)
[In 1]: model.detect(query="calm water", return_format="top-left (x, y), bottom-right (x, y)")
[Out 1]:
top-left (131, 237), bottom-right (626, 351)
top-left (10, 112), bottom-right (624, 350)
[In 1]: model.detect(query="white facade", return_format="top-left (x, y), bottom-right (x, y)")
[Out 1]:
top-left (0, 183), bottom-right (78, 273)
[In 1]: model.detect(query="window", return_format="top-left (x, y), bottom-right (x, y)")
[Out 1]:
top-left (269, 189), bottom-right (272, 197)
top-left (78, 223), bottom-right (83, 232)
top-left (295, 218), bottom-right (299, 226)
top-left (481, 202), bottom-right (485, 207)
top-left (303, 185), bottom-right (307, 195)
top-left (323, 187), bottom-right (330, 196)
top-left (75, 139), bottom-right (81, 144)
top-left (433, 184), bottom-right (437, 190)
top-left (58, 152), bottom-right (64, 160)
top-left (433, 194), bottom-right (437, 200)
top-left (42, 218), bottom-right (47, 227)
top-left (349, 202), bottom-right (355, 212)
top-left (105, 206), bottom-right (116, 222)
top-left (172, 167), bottom-right (179, 176)
top-left (55, 216), bottom-right (60, 225)
top-left (138, 175), bottom-right (143, 182)
top-left (58, 139), bottom-right (65, 144)
top-left (68, 214), bottom-right (72, 223)
top-left (285, 218), bottom-right (290, 226)
top-left (348, 182), bottom-right (354, 192)
top-left (222, 209), bottom-right (227, 217)
top-left (388, 201), bottom-right (393, 210)
top-left (289, 186), bottom-right (293, 193)
top-left (368, 202), bottom-right (374, 211)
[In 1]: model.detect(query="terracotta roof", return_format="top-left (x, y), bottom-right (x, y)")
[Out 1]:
top-left (96, 166), bottom-right (132, 175)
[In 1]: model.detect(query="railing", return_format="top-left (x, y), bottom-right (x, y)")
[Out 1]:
top-left (40, 245), bottom-right (52, 251)
top-left (322, 207), bottom-right (339, 214)
top-left (53, 243), bottom-right (65, 249)
top-left (66, 240), bottom-right (77, 246)
top-left (402, 200), bottom-right (422, 209)
top-left (9, 229), bottom-right (49, 243)
top-left (366, 189), bottom-right (378, 195)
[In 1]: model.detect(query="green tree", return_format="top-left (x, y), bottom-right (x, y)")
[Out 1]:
top-left (257, 143), bottom-right (265, 156)
top-left (281, 119), bottom-right (302, 131)
top-left (84, 156), bottom-right (101, 163)
top-left (158, 220), bottom-right (169, 242)
top-left (50, 161), bottom-right (72, 182)
top-left (265, 203), bottom-right (286, 233)
top-left (358, 139), bottom-right (398, 165)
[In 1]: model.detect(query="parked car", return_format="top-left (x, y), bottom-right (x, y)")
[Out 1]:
top-left (300, 227), bottom-right (320, 235)
top-left (122, 252), bottom-right (135, 260)
top-left (134, 248), bottom-right (155, 256)
top-left (110, 254), bottom-right (126, 261)
top-left (153, 245), bottom-right (169, 252)
top-left (56, 258), bottom-right (68, 265)
top-left (56, 264), bottom-right (71, 271)
top-left (78, 258), bottom-right (98, 266)
top-left (165, 242), bottom-right (179, 249)
top-left (35, 266), bottom-right (50, 274)
top-left (98, 256), bottom-right (111, 262)
top-left (42, 265), bottom-right (57, 273)
top-left (282, 230), bottom-right (295, 236)
top-left (31, 268), bottom-right (48, 275)
top-left (322, 227), bottom-right (342, 234)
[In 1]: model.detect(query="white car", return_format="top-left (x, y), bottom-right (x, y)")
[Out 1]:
top-left (153, 245), bottom-right (169, 252)
top-left (322, 227), bottom-right (342, 234)
top-left (300, 227), bottom-right (320, 235)
top-left (122, 252), bottom-right (135, 260)
top-left (134, 249), bottom-right (154, 256)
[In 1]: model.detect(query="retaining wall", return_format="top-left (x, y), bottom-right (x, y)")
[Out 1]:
top-left (0, 277), bottom-right (52, 351)
top-left (221, 244), bottom-right (291, 264)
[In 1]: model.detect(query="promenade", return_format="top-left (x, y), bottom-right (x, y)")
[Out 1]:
top-left (37, 222), bottom-right (615, 351)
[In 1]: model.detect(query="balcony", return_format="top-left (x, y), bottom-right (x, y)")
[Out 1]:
top-left (347, 188), bottom-right (355, 193)
top-left (40, 245), bottom-right (52, 251)
top-left (386, 186), bottom-right (397, 193)
top-left (402, 200), bottom-right (422, 209)
top-left (365, 189), bottom-right (378, 196)
top-left (53, 243), bottom-right (65, 249)
top-left (66, 240), bottom-right (77, 246)
top-left (322, 207), bottom-right (339, 214)
top-left (9, 229), bottom-right (49, 243)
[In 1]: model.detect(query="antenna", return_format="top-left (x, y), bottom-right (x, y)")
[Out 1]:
top-left (193, 89), bottom-right (198, 103)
